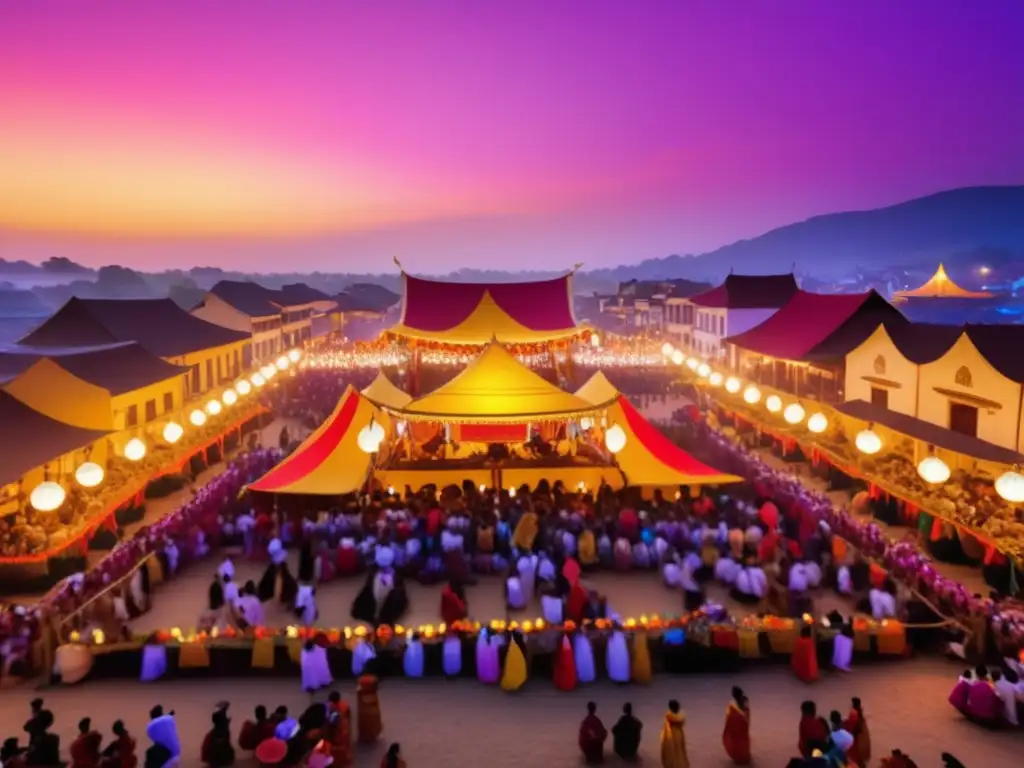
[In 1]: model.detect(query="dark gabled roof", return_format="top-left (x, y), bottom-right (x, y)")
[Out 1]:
top-left (885, 322), bottom-right (964, 365)
top-left (689, 273), bottom-right (800, 309)
top-left (0, 341), bottom-right (187, 395)
top-left (208, 280), bottom-right (282, 317)
top-left (334, 292), bottom-right (386, 313)
top-left (883, 322), bottom-right (1024, 382)
top-left (0, 391), bottom-right (112, 485)
top-left (19, 298), bottom-right (249, 357)
top-left (278, 283), bottom-right (335, 306)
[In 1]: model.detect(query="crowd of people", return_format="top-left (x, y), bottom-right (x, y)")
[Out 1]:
top-left (949, 664), bottom-right (1024, 727)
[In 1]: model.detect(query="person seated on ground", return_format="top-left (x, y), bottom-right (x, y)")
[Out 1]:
top-left (965, 665), bottom-right (1002, 726)
top-left (798, 701), bottom-right (829, 759)
top-left (541, 586), bottom-right (564, 625)
top-left (992, 668), bottom-right (1019, 726)
top-left (100, 721), bottom-right (137, 768)
top-left (25, 707), bottom-right (60, 767)
top-left (949, 669), bottom-right (973, 715)
top-left (578, 701), bottom-right (608, 765)
top-left (2, 737), bottom-right (28, 768)
top-left (612, 702), bottom-right (642, 762)
top-left (869, 579), bottom-right (897, 621)
top-left (201, 703), bottom-right (235, 767)
top-left (146, 705), bottom-right (180, 768)
top-left (732, 557), bottom-right (768, 605)
top-left (825, 710), bottom-right (854, 765)
top-left (380, 742), bottom-right (405, 768)
top-left (71, 717), bottom-right (103, 768)
top-left (714, 554), bottom-right (741, 586)
top-left (440, 580), bottom-right (468, 626)
top-left (238, 706), bottom-right (274, 752)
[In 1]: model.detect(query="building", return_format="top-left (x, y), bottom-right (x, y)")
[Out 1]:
top-left (683, 273), bottom-right (800, 365)
top-left (20, 297), bottom-right (249, 399)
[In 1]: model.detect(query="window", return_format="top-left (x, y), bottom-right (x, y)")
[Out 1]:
top-left (216, 356), bottom-right (223, 383)
top-left (205, 359), bottom-right (213, 391)
top-left (949, 402), bottom-right (978, 438)
top-left (126, 404), bottom-right (138, 427)
top-left (163, 392), bottom-right (174, 412)
top-left (870, 387), bottom-right (889, 409)
top-left (718, 316), bottom-right (725, 336)
top-left (190, 365), bottom-right (200, 395)
top-left (145, 399), bottom-right (157, 422)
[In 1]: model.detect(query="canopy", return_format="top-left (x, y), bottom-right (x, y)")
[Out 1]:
top-left (3, 358), bottom-right (114, 431)
top-left (893, 263), bottom-right (994, 299)
top-left (609, 395), bottom-right (741, 487)
top-left (388, 272), bottom-right (581, 345)
top-left (575, 371), bottom-right (619, 406)
top-left (361, 372), bottom-right (412, 410)
top-left (394, 342), bottom-right (606, 422)
top-left (249, 386), bottom-right (381, 495)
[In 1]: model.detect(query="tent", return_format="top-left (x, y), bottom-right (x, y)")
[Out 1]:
top-left (3, 358), bottom-right (114, 431)
top-left (248, 386), bottom-right (383, 495)
top-left (392, 342), bottom-right (607, 422)
top-left (575, 371), bottom-right (619, 406)
top-left (893, 263), bottom-right (994, 299)
top-left (361, 372), bottom-right (412, 410)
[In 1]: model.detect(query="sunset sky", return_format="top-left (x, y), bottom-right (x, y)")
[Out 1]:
top-left (1, 1), bottom-right (1022, 273)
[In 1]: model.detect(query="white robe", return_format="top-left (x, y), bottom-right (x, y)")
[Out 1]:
top-left (736, 567), bottom-right (767, 599)
top-left (443, 635), bottom-right (462, 676)
top-left (788, 564), bottom-right (809, 593)
top-left (804, 561), bottom-right (822, 588)
top-left (714, 558), bottom-right (740, 585)
top-left (573, 633), bottom-right (596, 683)
top-left (351, 639), bottom-right (376, 676)
top-left (296, 585), bottom-right (317, 626)
top-left (662, 562), bottom-right (681, 588)
top-left (606, 631), bottom-right (630, 683)
top-left (517, 556), bottom-right (537, 599)
top-left (869, 589), bottom-right (896, 620)
top-left (537, 557), bottom-right (556, 583)
top-left (218, 559), bottom-right (235, 582)
top-left (506, 577), bottom-right (526, 609)
top-left (837, 565), bottom-right (853, 595)
top-left (541, 594), bottom-right (563, 625)
top-left (832, 633), bottom-right (853, 672)
top-left (300, 643), bottom-right (333, 692)
top-left (403, 637), bottom-right (425, 677)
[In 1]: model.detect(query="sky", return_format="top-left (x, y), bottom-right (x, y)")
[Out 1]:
top-left (1, 0), bottom-right (1022, 274)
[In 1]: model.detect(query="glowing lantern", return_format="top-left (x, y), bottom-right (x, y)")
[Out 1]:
top-left (709, 371), bottom-right (724, 387)
top-left (686, 358), bottom-right (699, 371)
top-left (918, 452), bottom-right (951, 485)
top-left (783, 403), bottom-right (806, 424)
top-left (396, 420), bottom-right (407, 436)
top-left (75, 462), bottom-right (105, 488)
top-left (206, 399), bottom-right (223, 416)
top-left (124, 438), bottom-right (146, 462)
top-left (479, 484), bottom-right (486, 493)
top-left (251, 372), bottom-right (266, 387)
top-left (807, 413), bottom-right (828, 433)
top-left (357, 421), bottom-right (383, 453)
top-left (590, 335), bottom-right (600, 348)
top-left (605, 424), bottom-right (627, 454)
top-left (671, 349), bottom-right (685, 366)
top-left (235, 379), bottom-right (252, 396)
top-left (765, 394), bottom-right (782, 413)
top-left (661, 342), bottom-right (675, 357)
top-left (162, 421), bottom-right (184, 444)
top-left (371, 420), bottom-right (385, 444)
top-left (30, 481), bottom-right (66, 512)
top-left (743, 385), bottom-right (762, 405)
top-left (508, 486), bottom-right (517, 498)
top-left (276, 355), bottom-right (289, 371)
top-left (697, 363), bottom-right (711, 378)
top-left (189, 409), bottom-right (207, 427)
top-left (725, 376), bottom-right (741, 394)
top-left (995, 468), bottom-right (1024, 503)
top-left (288, 348), bottom-right (302, 363)
top-left (580, 416), bottom-right (594, 431)
top-left (222, 388), bottom-right (238, 406)
top-left (855, 428), bottom-right (882, 455)
top-left (261, 364), bottom-right (276, 379)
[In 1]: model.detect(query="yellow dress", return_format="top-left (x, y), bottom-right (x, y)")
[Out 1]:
top-left (660, 712), bottom-right (689, 768)
top-left (578, 531), bottom-right (598, 566)
top-left (630, 633), bottom-right (652, 684)
top-left (500, 640), bottom-right (528, 692)
top-left (512, 512), bottom-right (539, 552)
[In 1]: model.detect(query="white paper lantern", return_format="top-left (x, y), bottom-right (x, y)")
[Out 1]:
top-left (807, 413), bottom-right (828, 433)
top-left (697, 363), bottom-right (711, 378)
top-left (709, 371), bottom-right (724, 387)
top-left (918, 455), bottom-right (951, 485)
top-left (661, 342), bottom-right (675, 357)
top-left (30, 480), bottom-right (66, 512)
top-left (855, 428), bottom-right (882, 455)
top-left (371, 420), bottom-right (386, 444)
top-left (288, 348), bottom-right (302, 362)
top-left (995, 469), bottom-right (1024, 503)
top-left (605, 423), bottom-right (627, 454)
top-left (190, 409), bottom-right (207, 427)
top-left (75, 462), bottom-right (105, 488)
top-left (743, 385), bottom-right (762, 405)
top-left (580, 416), bottom-right (594, 431)
top-left (765, 394), bottom-right (783, 413)
top-left (222, 388), bottom-right (238, 406)
top-left (725, 376), bottom-right (742, 394)
top-left (783, 403), bottom-right (806, 424)
top-left (357, 424), bottom-right (383, 454)
top-left (686, 357), bottom-right (699, 371)
top-left (162, 421), bottom-right (184, 443)
top-left (206, 399), bottom-right (223, 416)
top-left (590, 335), bottom-right (600, 348)
top-left (261, 364), bottom-right (276, 379)
top-left (508, 486), bottom-right (517, 498)
top-left (396, 420), bottom-right (407, 436)
top-left (251, 372), bottom-right (266, 387)
top-left (276, 355), bottom-right (289, 371)
top-left (124, 438), bottom-right (146, 462)
top-left (235, 379), bottom-right (252, 396)
top-left (671, 349), bottom-right (684, 365)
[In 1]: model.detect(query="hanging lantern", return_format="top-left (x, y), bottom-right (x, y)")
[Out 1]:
top-left (288, 348), bottom-right (302, 363)
top-left (396, 420), bottom-right (407, 437)
top-left (508, 486), bottom-right (516, 498)
top-left (918, 450), bottom-right (951, 485)
top-left (75, 462), bottom-right (105, 488)
top-left (189, 409), bottom-right (207, 427)
top-left (725, 376), bottom-right (742, 394)
top-left (995, 468), bottom-right (1024, 503)
top-left (765, 394), bottom-right (783, 413)
top-left (206, 399), bottom-right (223, 416)
top-left (590, 334), bottom-right (600, 348)
top-left (661, 342), bottom-right (675, 357)
top-left (235, 379), bottom-right (252, 396)
top-left (697, 363), bottom-right (711, 378)
top-left (605, 424), bottom-right (627, 454)
top-left (671, 349), bottom-right (684, 365)
top-left (261, 364), bottom-right (276, 379)
top-left (30, 481), bottom-right (66, 512)
top-left (251, 372), bottom-right (266, 387)
top-left (357, 421), bottom-right (383, 453)
top-left (222, 388), bottom-right (238, 406)
top-left (686, 358), bottom-right (699, 371)
top-left (807, 413), bottom-right (828, 433)
top-left (124, 438), bottom-right (146, 462)
top-left (580, 416), bottom-right (594, 431)
top-left (783, 402), bottom-right (806, 424)
top-left (276, 355), bottom-right (290, 371)
top-left (163, 421), bottom-right (184, 443)
top-left (371, 420), bottom-right (385, 443)
top-left (855, 427), bottom-right (882, 455)
top-left (709, 371), bottom-right (724, 387)
top-left (743, 385), bottom-right (762, 405)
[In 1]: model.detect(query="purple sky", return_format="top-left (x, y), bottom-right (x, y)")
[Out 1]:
top-left (1, 1), bottom-right (1022, 273)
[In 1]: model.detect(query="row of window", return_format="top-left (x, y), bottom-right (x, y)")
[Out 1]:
top-left (125, 391), bottom-right (176, 428)
top-left (868, 386), bottom-right (978, 439)
top-left (665, 304), bottom-right (695, 325)
top-left (253, 318), bottom-right (282, 334)
top-left (283, 308), bottom-right (313, 325)
top-left (696, 311), bottom-right (726, 336)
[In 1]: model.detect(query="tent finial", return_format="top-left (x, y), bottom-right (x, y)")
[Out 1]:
top-left (393, 256), bottom-right (405, 273)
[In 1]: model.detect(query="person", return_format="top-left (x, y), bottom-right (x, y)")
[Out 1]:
top-left (501, 631), bottom-right (528, 692)
top-left (403, 632), bottom-right (425, 678)
top-left (380, 742), bottom-right (405, 768)
top-left (948, 669), bottom-right (973, 715)
top-left (611, 703), bottom-right (642, 762)
top-left (325, 691), bottom-right (353, 767)
top-left (579, 701), bottom-right (608, 764)
top-left (505, 572), bottom-right (526, 610)
top-left (826, 710), bottom-right (854, 765)
top-left (351, 556), bottom-right (408, 627)
top-left (992, 668), bottom-right (1019, 726)
top-left (2, 738), bottom-right (28, 768)
top-left (200, 703), bottom-right (235, 767)
top-left (732, 559), bottom-right (768, 604)
top-left (541, 588), bottom-right (564, 625)
top-left (440, 580), bottom-right (468, 626)
top-left (869, 579), bottom-right (898, 620)
top-left (238, 705), bottom-right (274, 752)
top-left (606, 625), bottom-right (630, 683)
top-left (798, 701), bottom-right (829, 758)
top-left (100, 720), bottom-right (137, 768)
top-left (71, 717), bottom-right (103, 768)
top-left (791, 625), bottom-right (819, 683)
top-left (832, 622), bottom-right (854, 672)
top-left (880, 749), bottom-right (920, 768)
top-left (357, 674), bottom-right (383, 744)
top-left (722, 687), bottom-right (751, 765)
top-left (145, 706), bottom-right (181, 768)
top-left (964, 665), bottom-right (1002, 725)
top-left (660, 699), bottom-right (688, 768)
top-left (24, 704), bottom-right (60, 767)
top-left (843, 698), bottom-right (871, 767)
top-left (553, 634), bottom-right (577, 691)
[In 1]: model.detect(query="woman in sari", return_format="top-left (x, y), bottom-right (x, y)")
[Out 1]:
top-left (659, 700), bottom-right (689, 768)
top-left (324, 691), bottom-right (352, 767)
top-left (439, 581), bottom-right (467, 626)
top-left (791, 625), bottom-right (819, 683)
top-left (722, 687), bottom-right (751, 765)
top-left (578, 702), bottom-right (607, 765)
top-left (843, 697), bottom-right (871, 767)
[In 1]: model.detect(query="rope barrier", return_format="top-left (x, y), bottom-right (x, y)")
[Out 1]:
top-left (59, 551), bottom-right (157, 627)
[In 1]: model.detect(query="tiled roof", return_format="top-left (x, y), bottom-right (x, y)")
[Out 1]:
top-left (689, 273), bottom-right (799, 309)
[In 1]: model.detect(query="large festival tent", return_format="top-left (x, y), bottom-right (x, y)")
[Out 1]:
top-left (893, 263), bottom-right (994, 300)
top-left (360, 372), bottom-right (413, 410)
top-left (248, 386), bottom-right (387, 495)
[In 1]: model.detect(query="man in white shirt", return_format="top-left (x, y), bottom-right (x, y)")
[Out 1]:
top-left (869, 583), bottom-right (897, 620)
top-left (540, 591), bottom-right (563, 625)
top-left (992, 668), bottom-right (1019, 726)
